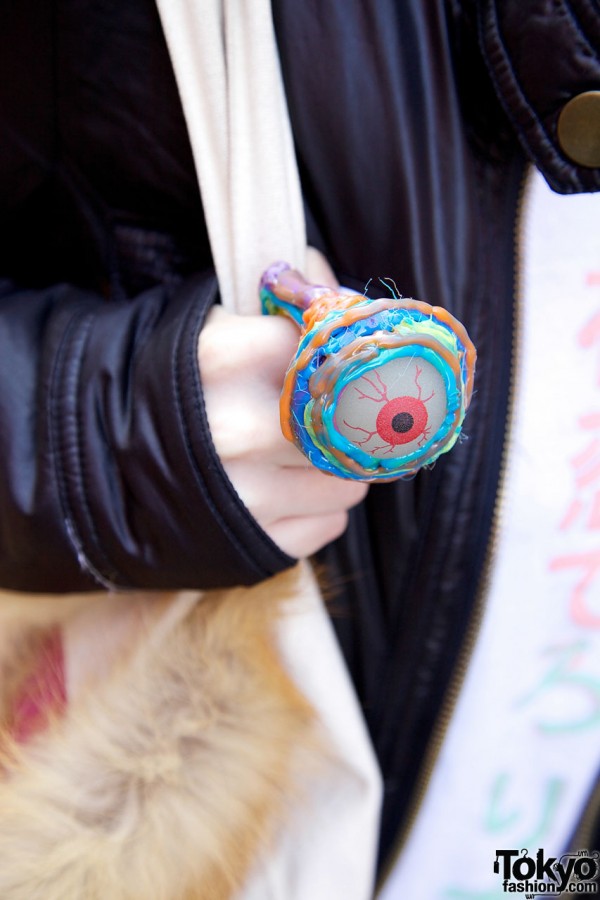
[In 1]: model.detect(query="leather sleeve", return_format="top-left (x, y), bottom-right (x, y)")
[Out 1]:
top-left (477, 0), bottom-right (600, 194)
top-left (0, 274), bottom-right (294, 592)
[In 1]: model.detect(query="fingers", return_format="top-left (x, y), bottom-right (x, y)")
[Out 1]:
top-left (266, 511), bottom-right (350, 559)
top-left (201, 389), bottom-right (306, 466)
top-left (198, 305), bottom-right (306, 465)
top-left (199, 305), bottom-right (299, 388)
top-left (228, 463), bottom-right (368, 527)
top-left (196, 300), bottom-right (370, 559)
top-left (305, 246), bottom-right (340, 290)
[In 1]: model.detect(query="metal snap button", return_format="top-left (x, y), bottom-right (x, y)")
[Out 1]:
top-left (557, 90), bottom-right (600, 168)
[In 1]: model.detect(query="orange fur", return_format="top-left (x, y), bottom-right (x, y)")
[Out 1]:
top-left (0, 570), bottom-right (320, 899)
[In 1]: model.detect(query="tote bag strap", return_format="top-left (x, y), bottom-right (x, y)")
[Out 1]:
top-left (157, 0), bottom-right (306, 314)
top-left (154, 4), bottom-right (383, 897)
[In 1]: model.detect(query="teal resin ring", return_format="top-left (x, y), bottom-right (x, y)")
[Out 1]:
top-left (260, 262), bottom-right (477, 483)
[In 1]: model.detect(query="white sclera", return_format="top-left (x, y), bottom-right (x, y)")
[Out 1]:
top-left (333, 356), bottom-right (448, 459)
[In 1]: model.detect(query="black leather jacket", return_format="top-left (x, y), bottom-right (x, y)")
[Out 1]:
top-left (0, 0), bottom-right (598, 876)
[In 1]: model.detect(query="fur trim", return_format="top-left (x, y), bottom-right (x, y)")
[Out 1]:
top-left (0, 570), bottom-right (320, 899)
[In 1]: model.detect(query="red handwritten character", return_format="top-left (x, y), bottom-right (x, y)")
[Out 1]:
top-left (549, 550), bottom-right (600, 628)
top-left (579, 412), bottom-right (600, 430)
top-left (559, 439), bottom-right (600, 532)
top-left (578, 311), bottom-right (600, 386)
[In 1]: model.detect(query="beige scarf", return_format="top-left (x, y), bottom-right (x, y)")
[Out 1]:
top-left (0, 3), bottom-right (381, 898)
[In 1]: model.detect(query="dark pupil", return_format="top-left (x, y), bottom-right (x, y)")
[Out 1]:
top-left (392, 412), bottom-right (414, 434)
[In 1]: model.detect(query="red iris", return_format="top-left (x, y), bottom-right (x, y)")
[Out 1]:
top-left (376, 396), bottom-right (428, 445)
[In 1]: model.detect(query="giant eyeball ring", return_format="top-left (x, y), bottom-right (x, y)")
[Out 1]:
top-left (260, 262), bottom-right (476, 482)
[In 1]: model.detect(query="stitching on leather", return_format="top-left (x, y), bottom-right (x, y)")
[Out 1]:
top-left (486, 2), bottom-right (555, 145)
top-left (481, 0), bottom-right (586, 191)
top-left (55, 307), bottom-right (128, 588)
top-left (49, 302), bottom-right (124, 588)
top-left (562, 0), bottom-right (600, 48)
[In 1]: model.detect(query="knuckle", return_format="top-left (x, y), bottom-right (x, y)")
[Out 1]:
top-left (344, 481), bottom-right (369, 507)
top-left (322, 475), bottom-right (369, 510)
top-left (269, 510), bottom-right (350, 558)
top-left (315, 511), bottom-right (349, 549)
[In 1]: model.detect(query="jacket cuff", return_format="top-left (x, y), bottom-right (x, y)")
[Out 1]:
top-left (53, 272), bottom-right (295, 590)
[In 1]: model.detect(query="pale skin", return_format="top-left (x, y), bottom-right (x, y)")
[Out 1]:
top-left (198, 249), bottom-right (369, 559)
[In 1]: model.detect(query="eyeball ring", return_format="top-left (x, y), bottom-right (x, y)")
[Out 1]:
top-left (261, 262), bottom-right (476, 482)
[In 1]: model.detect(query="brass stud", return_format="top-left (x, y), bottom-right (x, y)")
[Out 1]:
top-left (557, 91), bottom-right (600, 168)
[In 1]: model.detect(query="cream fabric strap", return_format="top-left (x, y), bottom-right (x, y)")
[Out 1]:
top-left (154, 2), bottom-right (382, 898)
top-left (157, 0), bottom-right (306, 314)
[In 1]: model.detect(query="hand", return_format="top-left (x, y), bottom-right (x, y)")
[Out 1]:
top-left (197, 254), bottom-right (368, 559)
